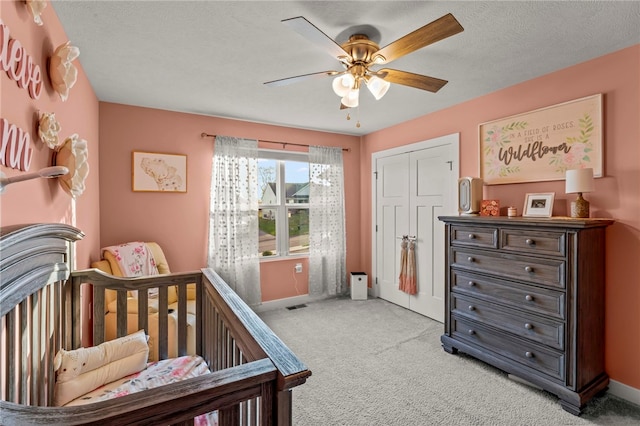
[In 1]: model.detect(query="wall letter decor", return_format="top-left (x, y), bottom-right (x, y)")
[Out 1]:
top-left (0, 20), bottom-right (43, 99)
top-left (0, 118), bottom-right (34, 171)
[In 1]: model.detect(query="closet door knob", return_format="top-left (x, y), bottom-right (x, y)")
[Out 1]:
top-left (524, 266), bottom-right (533, 273)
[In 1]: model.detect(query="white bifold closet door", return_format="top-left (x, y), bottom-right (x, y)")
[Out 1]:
top-left (374, 135), bottom-right (458, 322)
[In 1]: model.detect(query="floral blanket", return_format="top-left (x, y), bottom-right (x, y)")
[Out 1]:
top-left (65, 355), bottom-right (217, 425)
top-left (103, 242), bottom-right (159, 277)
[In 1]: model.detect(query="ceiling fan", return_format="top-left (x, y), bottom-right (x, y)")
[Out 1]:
top-left (264, 13), bottom-right (464, 110)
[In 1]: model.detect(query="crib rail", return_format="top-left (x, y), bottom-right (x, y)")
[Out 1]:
top-left (65, 267), bottom-right (311, 425)
top-left (1, 358), bottom-right (277, 425)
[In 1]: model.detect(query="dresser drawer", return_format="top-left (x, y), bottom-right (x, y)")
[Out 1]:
top-left (452, 317), bottom-right (565, 381)
top-left (452, 248), bottom-right (566, 289)
top-left (451, 271), bottom-right (565, 319)
top-left (450, 225), bottom-right (497, 249)
top-left (451, 294), bottom-right (564, 350)
top-left (500, 229), bottom-right (566, 257)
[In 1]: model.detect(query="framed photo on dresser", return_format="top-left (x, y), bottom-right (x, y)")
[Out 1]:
top-left (523, 192), bottom-right (554, 217)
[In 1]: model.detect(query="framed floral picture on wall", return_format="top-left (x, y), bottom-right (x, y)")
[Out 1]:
top-left (479, 94), bottom-right (602, 185)
top-left (132, 151), bottom-right (187, 192)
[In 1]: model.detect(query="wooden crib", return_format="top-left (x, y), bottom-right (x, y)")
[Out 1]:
top-left (0, 223), bottom-right (311, 425)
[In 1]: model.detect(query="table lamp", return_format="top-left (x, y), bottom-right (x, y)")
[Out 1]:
top-left (565, 168), bottom-right (594, 218)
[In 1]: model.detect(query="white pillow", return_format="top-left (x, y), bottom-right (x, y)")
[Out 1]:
top-left (53, 330), bottom-right (149, 406)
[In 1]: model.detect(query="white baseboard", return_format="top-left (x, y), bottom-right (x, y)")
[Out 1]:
top-left (253, 294), bottom-right (328, 313)
top-left (608, 379), bottom-right (640, 406)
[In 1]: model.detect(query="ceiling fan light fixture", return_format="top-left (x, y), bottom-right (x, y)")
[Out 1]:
top-left (341, 88), bottom-right (359, 108)
top-left (366, 75), bottom-right (391, 100)
top-left (332, 73), bottom-right (355, 97)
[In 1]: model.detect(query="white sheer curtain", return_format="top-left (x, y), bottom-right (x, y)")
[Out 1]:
top-left (208, 135), bottom-right (261, 306)
top-left (308, 146), bottom-right (346, 296)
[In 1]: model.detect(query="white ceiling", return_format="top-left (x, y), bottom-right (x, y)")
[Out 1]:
top-left (51, 1), bottom-right (639, 137)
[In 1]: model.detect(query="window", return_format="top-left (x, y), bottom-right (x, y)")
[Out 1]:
top-left (257, 151), bottom-right (309, 258)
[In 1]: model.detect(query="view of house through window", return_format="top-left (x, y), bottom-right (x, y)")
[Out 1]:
top-left (258, 154), bottom-right (309, 257)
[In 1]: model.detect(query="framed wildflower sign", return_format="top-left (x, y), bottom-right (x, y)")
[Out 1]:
top-left (479, 94), bottom-right (602, 185)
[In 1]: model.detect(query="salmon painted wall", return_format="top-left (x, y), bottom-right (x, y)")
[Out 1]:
top-left (361, 45), bottom-right (640, 390)
top-left (0, 0), bottom-right (100, 268)
top-left (98, 103), bottom-right (360, 302)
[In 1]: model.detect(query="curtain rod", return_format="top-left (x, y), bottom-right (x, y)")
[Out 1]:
top-left (200, 133), bottom-right (350, 152)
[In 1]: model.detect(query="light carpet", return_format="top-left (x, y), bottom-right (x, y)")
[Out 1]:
top-left (259, 297), bottom-right (640, 426)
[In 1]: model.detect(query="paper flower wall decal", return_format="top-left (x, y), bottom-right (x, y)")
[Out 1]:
top-left (49, 42), bottom-right (80, 101)
top-left (26, 0), bottom-right (47, 26)
top-left (38, 112), bottom-right (62, 149)
top-left (54, 134), bottom-right (89, 198)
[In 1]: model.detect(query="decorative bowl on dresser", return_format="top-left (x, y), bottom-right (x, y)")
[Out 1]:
top-left (438, 215), bottom-right (614, 415)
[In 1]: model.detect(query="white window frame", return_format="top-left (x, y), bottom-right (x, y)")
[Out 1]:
top-left (258, 149), bottom-right (309, 260)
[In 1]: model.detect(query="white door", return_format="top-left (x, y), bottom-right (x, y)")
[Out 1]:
top-left (374, 135), bottom-right (458, 322)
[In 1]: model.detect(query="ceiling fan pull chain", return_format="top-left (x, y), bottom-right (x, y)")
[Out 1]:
top-left (356, 106), bottom-right (361, 128)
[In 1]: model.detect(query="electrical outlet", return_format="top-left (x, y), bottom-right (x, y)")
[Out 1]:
top-left (294, 263), bottom-right (302, 273)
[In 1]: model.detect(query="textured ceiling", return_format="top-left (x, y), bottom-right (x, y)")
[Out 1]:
top-left (51, 1), bottom-right (640, 136)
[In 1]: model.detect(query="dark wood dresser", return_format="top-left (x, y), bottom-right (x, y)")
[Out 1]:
top-left (438, 215), bottom-right (613, 415)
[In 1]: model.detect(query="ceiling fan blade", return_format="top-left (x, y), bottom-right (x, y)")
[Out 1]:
top-left (282, 16), bottom-right (351, 61)
top-left (264, 70), bottom-right (340, 87)
top-left (374, 13), bottom-right (464, 64)
top-left (379, 69), bottom-right (448, 93)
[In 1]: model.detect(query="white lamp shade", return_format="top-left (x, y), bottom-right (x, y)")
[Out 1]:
top-left (341, 88), bottom-right (359, 108)
top-left (565, 168), bottom-right (594, 193)
top-left (366, 76), bottom-right (391, 100)
top-left (332, 74), bottom-right (355, 97)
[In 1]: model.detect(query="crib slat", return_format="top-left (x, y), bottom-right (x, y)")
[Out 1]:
top-left (42, 285), bottom-right (50, 405)
top-left (19, 299), bottom-right (28, 404)
top-left (3, 311), bottom-right (15, 402)
top-left (116, 290), bottom-right (128, 337)
top-left (92, 284), bottom-right (106, 344)
top-left (194, 275), bottom-right (203, 357)
top-left (138, 289), bottom-right (149, 335)
top-left (31, 291), bottom-right (40, 405)
top-left (51, 281), bottom-right (62, 403)
top-left (157, 286), bottom-right (169, 359)
top-left (219, 404), bottom-right (240, 426)
top-left (176, 283), bottom-right (187, 356)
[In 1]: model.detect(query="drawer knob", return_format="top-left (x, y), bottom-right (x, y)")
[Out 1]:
top-left (468, 305), bottom-right (476, 311)
top-left (524, 266), bottom-right (533, 273)
top-left (467, 257), bottom-right (475, 263)
top-left (468, 329), bottom-right (476, 335)
top-left (525, 295), bottom-right (534, 302)
top-left (525, 239), bottom-right (534, 245)
top-left (468, 281), bottom-right (476, 287)
top-left (468, 234), bottom-right (475, 239)
top-left (525, 323), bottom-right (533, 330)
top-left (525, 351), bottom-right (534, 358)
